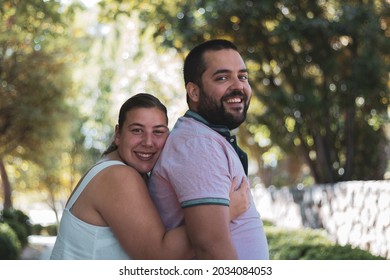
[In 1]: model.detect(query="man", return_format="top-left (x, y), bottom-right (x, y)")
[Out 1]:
top-left (149, 39), bottom-right (269, 259)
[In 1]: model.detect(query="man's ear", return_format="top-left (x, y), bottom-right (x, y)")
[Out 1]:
top-left (186, 82), bottom-right (200, 103)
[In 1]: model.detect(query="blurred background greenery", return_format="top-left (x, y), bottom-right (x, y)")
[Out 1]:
top-left (0, 0), bottom-right (389, 259)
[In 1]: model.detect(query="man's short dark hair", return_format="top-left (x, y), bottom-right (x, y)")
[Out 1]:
top-left (183, 39), bottom-right (238, 86)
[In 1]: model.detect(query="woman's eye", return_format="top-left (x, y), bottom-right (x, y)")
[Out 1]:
top-left (154, 130), bottom-right (167, 136)
top-left (131, 129), bottom-right (143, 134)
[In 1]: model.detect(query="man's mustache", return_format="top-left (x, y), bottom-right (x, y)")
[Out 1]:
top-left (223, 90), bottom-right (246, 101)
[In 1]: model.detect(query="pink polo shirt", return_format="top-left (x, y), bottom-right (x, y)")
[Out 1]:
top-left (149, 116), bottom-right (269, 260)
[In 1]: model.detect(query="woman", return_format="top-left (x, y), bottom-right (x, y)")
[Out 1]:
top-left (50, 93), bottom-right (249, 259)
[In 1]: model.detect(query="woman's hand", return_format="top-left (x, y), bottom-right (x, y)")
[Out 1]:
top-left (229, 176), bottom-right (250, 220)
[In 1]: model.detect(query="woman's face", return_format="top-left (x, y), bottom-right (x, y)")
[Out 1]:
top-left (115, 107), bottom-right (169, 174)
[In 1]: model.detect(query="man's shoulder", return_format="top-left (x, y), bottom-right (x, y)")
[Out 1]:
top-left (172, 116), bottom-right (219, 137)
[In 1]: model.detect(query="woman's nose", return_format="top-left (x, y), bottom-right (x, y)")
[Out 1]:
top-left (142, 133), bottom-right (153, 146)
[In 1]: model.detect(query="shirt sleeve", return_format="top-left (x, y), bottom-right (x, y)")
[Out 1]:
top-left (166, 135), bottom-right (232, 208)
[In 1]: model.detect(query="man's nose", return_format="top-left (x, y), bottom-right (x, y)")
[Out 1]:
top-left (230, 76), bottom-right (244, 91)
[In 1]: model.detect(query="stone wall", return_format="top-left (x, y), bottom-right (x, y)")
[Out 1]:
top-left (252, 180), bottom-right (390, 259)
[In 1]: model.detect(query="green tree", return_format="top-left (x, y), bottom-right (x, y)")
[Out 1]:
top-left (99, 0), bottom-right (390, 185)
top-left (0, 0), bottom-right (79, 209)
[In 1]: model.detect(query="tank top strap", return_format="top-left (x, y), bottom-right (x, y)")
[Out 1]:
top-left (65, 160), bottom-right (126, 210)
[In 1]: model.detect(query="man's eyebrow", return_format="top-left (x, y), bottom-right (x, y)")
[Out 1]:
top-left (212, 68), bottom-right (248, 76)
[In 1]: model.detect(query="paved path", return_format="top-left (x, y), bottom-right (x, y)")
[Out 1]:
top-left (21, 235), bottom-right (56, 260)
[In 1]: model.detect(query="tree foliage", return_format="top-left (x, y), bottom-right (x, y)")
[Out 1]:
top-left (99, 0), bottom-right (390, 185)
top-left (1, 0), bottom-right (388, 215)
top-left (0, 0), bottom-right (87, 209)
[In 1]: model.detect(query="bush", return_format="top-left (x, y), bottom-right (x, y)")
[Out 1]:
top-left (262, 219), bottom-right (274, 227)
top-left (0, 223), bottom-right (21, 260)
top-left (45, 224), bottom-right (58, 236)
top-left (31, 224), bottom-right (43, 235)
top-left (265, 226), bottom-right (385, 260)
top-left (4, 220), bottom-right (29, 248)
top-left (0, 208), bottom-right (32, 248)
top-left (301, 244), bottom-right (385, 260)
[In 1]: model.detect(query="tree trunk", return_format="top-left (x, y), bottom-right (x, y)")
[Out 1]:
top-left (343, 106), bottom-right (355, 181)
top-left (0, 157), bottom-right (13, 209)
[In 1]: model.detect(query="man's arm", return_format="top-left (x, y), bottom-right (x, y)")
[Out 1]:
top-left (183, 204), bottom-right (237, 259)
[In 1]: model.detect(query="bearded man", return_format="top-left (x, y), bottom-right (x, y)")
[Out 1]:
top-left (149, 39), bottom-right (269, 260)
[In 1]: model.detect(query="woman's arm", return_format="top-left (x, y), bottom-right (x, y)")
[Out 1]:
top-left (96, 165), bottom-right (194, 259)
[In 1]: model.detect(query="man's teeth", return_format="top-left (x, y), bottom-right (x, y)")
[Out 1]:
top-left (226, 98), bottom-right (241, 103)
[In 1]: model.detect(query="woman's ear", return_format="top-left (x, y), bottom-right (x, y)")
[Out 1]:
top-left (186, 82), bottom-right (200, 103)
top-left (114, 124), bottom-right (120, 145)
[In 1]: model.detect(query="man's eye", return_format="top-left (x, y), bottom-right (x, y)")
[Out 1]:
top-left (239, 75), bottom-right (248, 81)
top-left (216, 76), bottom-right (227, 81)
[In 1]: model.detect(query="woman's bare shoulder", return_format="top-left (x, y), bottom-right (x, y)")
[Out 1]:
top-left (97, 163), bottom-right (145, 188)
top-left (89, 163), bottom-right (148, 217)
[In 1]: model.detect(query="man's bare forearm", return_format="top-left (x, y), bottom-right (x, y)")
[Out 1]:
top-left (184, 204), bottom-right (237, 260)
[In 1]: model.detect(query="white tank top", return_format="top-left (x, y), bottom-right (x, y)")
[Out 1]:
top-left (50, 160), bottom-right (131, 260)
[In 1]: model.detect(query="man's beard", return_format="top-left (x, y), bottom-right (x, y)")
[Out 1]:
top-left (197, 88), bottom-right (249, 130)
